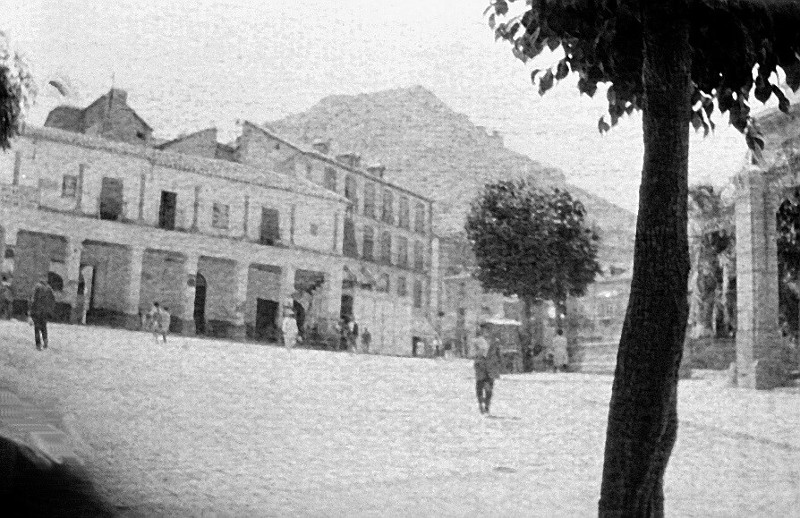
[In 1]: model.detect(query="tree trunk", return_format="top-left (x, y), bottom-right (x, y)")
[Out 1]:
top-left (598, 2), bottom-right (691, 516)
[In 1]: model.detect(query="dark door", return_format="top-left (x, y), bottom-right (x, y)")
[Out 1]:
top-left (293, 300), bottom-right (305, 339)
top-left (194, 273), bottom-right (206, 335)
top-left (159, 191), bottom-right (177, 230)
top-left (255, 298), bottom-right (278, 341)
top-left (99, 177), bottom-right (124, 221)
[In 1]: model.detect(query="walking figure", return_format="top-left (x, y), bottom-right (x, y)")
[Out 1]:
top-left (551, 329), bottom-right (569, 372)
top-left (1, 276), bottom-right (13, 320)
top-left (29, 276), bottom-right (55, 350)
top-left (347, 317), bottom-right (359, 353)
top-left (149, 302), bottom-right (170, 342)
top-left (473, 323), bottom-right (502, 415)
top-left (282, 309), bottom-right (299, 351)
top-left (361, 327), bottom-right (371, 354)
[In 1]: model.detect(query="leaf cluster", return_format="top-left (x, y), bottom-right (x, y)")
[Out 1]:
top-left (486, 0), bottom-right (800, 147)
top-left (464, 179), bottom-right (602, 303)
top-left (0, 32), bottom-right (36, 150)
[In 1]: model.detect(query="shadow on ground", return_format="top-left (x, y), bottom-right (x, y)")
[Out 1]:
top-left (0, 436), bottom-right (115, 517)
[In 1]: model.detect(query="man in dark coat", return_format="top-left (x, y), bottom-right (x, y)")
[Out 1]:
top-left (29, 276), bottom-right (55, 350)
top-left (473, 322), bottom-right (503, 415)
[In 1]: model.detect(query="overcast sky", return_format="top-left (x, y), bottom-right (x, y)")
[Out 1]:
top-left (6, 0), bottom-right (767, 213)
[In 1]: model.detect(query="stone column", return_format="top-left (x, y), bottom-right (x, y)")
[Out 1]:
top-left (280, 264), bottom-right (296, 320)
top-left (324, 265), bottom-right (343, 331)
top-left (734, 166), bottom-right (785, 389)
top-left (125, 245), bottom-right (145, 330)
top-left (229, 261), bottom-right (249, 341)
top-left (63, 237), bottom-right (83, 323)
top-left (181, 253), bottom-right (199, 335)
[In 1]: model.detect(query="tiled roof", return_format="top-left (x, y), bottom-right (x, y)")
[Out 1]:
top-left (43, 106), bottom-right (84, 133)
top-left (23, 125), bottom-right (350, 205)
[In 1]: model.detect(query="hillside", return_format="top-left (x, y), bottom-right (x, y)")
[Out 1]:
top-left (267, 86), bottom-right (635, 267)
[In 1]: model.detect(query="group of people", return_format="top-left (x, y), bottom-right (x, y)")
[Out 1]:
top-left (142, 302), bottom-right (172, 342)
top-left (336, 316), bottom-right (371, 353)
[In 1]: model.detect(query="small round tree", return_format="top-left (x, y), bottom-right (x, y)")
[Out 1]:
top-left (465, 179), bottom-right (602, 359)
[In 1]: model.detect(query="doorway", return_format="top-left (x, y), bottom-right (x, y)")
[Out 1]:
top-left (99, 177), bottom-right (124, 221)
top-left (159, 191), bottom-right (177, 230)
top-left (341, 294), bottom-right (354, 319)
top-left (194, 273), bottom-right (206, 335)
top-left (255, 298), bottom-right (279, 342)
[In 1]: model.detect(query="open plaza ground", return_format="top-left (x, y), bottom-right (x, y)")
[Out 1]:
top-left (1, 320), bottom-right (799, 517)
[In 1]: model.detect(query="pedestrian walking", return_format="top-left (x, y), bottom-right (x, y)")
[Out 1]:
top-left (361, 326), bottom-right (371, 354)
top-left (148, 302), bottom-right (169, 343)
top-left (473, 323), bottom-right (502, 415)
top-left (282, 309), bottom-right (299, 351)
top-left (29, 276), bottom-right (55, 350)
top-left (551, 329), bottom-right (569, 372)
top-left (347, 317), bottom-right (359, 353)
top-left (432, 335), bottom-right (442, 358)
top-left (1, 276), bottom-right (13, 320)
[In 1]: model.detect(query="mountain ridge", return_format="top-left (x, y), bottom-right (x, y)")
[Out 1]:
top-left (268, 85), bottom-right (635, 267)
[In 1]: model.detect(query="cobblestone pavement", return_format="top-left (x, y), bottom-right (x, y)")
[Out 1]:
top-left (1, 320), bottom-right (799, 517)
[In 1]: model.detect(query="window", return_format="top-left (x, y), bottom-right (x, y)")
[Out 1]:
top-left (397, 237), bottom-right (409, 268)
top-left (413, 279), bottom-right (423, 308)
top-left (414, 241), bottom-right (424, 270)
top-left (345, 175), bottom-right (358, 203)
top-left (377, 273), bottom-right (390, 293)
top-left (363, 182), bottom-right (376, 218)
top-left (363, 226), bottom-right (375, 261)
top-left (61, 175), bottom-right (78, 198)
top-left (324, 167), bottom-right (337, 192)
top-left (415, 202), bottom-right (426, 233)
top-left (306, 163), bottom-right (313, 179)
top-left (381, 189), bottom-right (394, 224)
top-left (399, 196), bottom-right (410, 229)
top-left (397, 276), bottom-right (408, 297)
top-left (343, 218), bottom-right (358, 258)
top-left (212, 203), bottom-right (230, 229)
top-left (380, 231), bottom-right (392, 265)
top-left (260, 207), bottom-right (280, 245)
top-left (47, 272), bottom-right (64, 292)
top-left (159, 191), bottom-right (177, 230)
top-left (310, 223), bottom-right (319, 236)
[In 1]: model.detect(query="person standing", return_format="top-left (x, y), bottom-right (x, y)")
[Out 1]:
top-left (551, 328), bottom-right (569, 372)
top-left (361, 326), bottom-right (371, 354)
top-left (347, 317), bottom-right (359, 353)
top-left (29, 276), bottom-right (55, 350)
top-left (1, 276), bottom-right (13, 320)
top-left (159, 306), bottom-right (171, 343)
top-left (282, 310), bottom-right (299, 351)
top-left (473, 323), bottom-right (502, 415)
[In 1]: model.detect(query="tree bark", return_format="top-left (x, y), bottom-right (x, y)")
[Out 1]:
top-left (598, 2), bottom-right (692, 516)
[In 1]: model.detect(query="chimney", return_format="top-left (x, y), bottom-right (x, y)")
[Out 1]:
top-left (311, 139), bottom-right (330, 154)
top-left (366, 164), bottom-right (386, 178)
top-left (109, 88), bottom-right (128, 104)
top-left (336, 153), bottom-right (361, 169)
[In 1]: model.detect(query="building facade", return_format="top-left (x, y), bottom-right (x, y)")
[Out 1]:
top-left (0, 90), bottom-right (438, 353)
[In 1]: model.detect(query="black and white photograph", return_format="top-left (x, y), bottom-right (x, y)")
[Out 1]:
top-left (1, 1), bottom-right (799, 516)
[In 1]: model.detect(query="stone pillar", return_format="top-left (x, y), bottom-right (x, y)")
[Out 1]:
top-left (63, 237), bottom-right (83, 323)
top-left (734, 166), bottom-right (786, 389)
top-left (124, 245), bottom-right (145, 330)
top-left (229, 261), bottom-right (249, 341)
top-left (181, 253), bottom-right (199, 335)
top-left (280, 265), bottom-right (296, 319)
top-left (324, 265), bottom-right (343, 329)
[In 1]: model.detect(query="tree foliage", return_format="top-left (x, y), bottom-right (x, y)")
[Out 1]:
top-left (465, 180), bottom-right (601, 304)
top-left (487, 0), bottom-right (800, 141)
top-left (0, 32), bottom-right (36, 150)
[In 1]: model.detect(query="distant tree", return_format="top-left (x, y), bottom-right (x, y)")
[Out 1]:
top-left (0, 31), bottom-right (36, 149)
top-left (778, 196), bottom-right (800, 338)
top-left (485, 0), bottom-right (800, 514)
top-left (465, 180), bottom-right (601, 352)
top-left (688, 184), bottom-right (732, 338)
